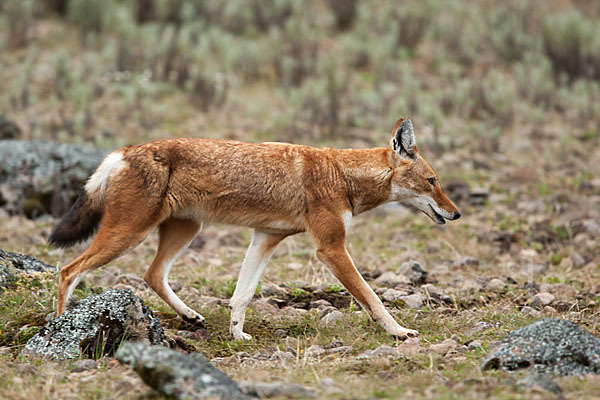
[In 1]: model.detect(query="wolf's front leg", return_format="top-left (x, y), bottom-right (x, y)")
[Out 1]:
top-left (229, 230), bottom-right (286, 340)
top-left (309, 211), bottom-right (418, 339)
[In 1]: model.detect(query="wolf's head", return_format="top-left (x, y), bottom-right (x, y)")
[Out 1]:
top-left (389, 118), bottom-right (461, 225)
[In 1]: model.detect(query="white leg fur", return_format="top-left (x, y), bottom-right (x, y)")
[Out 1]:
top-left (144, 241), bottom-right (204, 324)
top-left (230, 230), bottom-right (280, 340)
top-left (64, 270), bottom-right (89, 309)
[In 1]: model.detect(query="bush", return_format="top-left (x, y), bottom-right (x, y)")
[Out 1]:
top-left (476, 69), bottom-right (517, 126)
top-left (2, 0), bottom-right (36, 49)
top-left (542, 10), bottom-right (600, 81)
top-left (326, 0), bottom-right (358, 31)
top-left (391, 1), bottom-right (435, 53)
top-left (488, 3), bottom-right (537, 63)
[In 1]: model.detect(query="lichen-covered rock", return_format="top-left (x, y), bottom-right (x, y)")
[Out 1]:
top-left (116, 342), bottom-right (251, 400)
top-left (23, 289), bottom-right (166, 360)
top-left (0, 248), bottom-right (55, 287)
top-left (0, 140), bottom-right (105, 217)
top-left (481, 319), bottom-right (600, 375)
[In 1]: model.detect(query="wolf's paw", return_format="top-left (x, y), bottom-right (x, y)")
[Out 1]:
top-left (390, 327), bottom-right (419, 340)
top-left (232, 331), bottom-right (253, 341)
top-left (181, 311), bottom-right (205, 327)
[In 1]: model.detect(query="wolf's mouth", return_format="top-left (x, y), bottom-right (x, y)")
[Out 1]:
top-left (430, 205), bottom-right (446, 225)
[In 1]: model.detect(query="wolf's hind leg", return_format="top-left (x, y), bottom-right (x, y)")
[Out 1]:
top-left (229, 230), bottom-right (286, 340)
top-left (143, 217), bottom-right (203, 325)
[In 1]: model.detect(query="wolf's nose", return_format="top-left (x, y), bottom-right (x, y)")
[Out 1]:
top-left (452, 211), bottom-right (461, 220)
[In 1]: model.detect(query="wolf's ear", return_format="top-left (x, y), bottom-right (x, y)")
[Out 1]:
top-left (391, 118), bottom-right (416, 159)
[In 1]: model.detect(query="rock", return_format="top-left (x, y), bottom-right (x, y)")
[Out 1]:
top-left (261, 283), bottom-right (287, 297)
top-left (320, 310), bottom-right (343, 325)
top-left (421, 284), bottom-right (452, 304)
top-left (0, 140), bottom-right (105, 217)
top-left (306, 345), bottom-right (325, 358)
top-left (269, 351), bottom-right (294, 361)
top-left (0, 115), bottom-right (21, 140)
top-left (429, 339), bottom-right (458, 356)
top-left (381, 288), bottom-right (408, 302)
top-left (71, 359), bottom-right (97, 372)
top-left (355, 345), bottom-right (402, 360)
top-left (467, 340), bottom-right (483, 351)
top-left (469, 187), bottom-right (489, 205)
top-left (241, 381), bottom-right (316, 399)
top-left (398, 260), bottom-right (427, 285)
top-left (454, 256), bottom-right (479, 268)
top-left (485, 278), bottom-right (506, 292)
top-left (116, 342), bottom-right (250, 400)
top-left (570, 252), bottom-right (586, 268)
top-left (520, 306), bottom-right (541, 317)
top-left (582, 220), bottom-right (600, 237)
top-left (517, 374), bottom-right (562, 396)
top-left (399, 294), bottom-right (424, 309)
top-left (529, 292), bottom-right (555, 310)
top-left (481, 319), bottom-right (600, 375)
top-left (0, 248), bottom-right (55, 287)
top-left (374, 271), bottom-right (410, 287)
top-left (397, 337), bottom-right (421, 357)
top-left (23, 289), bottom-right (166, 360)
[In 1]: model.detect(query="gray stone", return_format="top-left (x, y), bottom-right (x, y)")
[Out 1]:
top-left (400, 294), bottom-right (424, 309)
top-left (381, 288), bottom-right (408, 302)
top-left (0, 248), bottom-right (55, 287)
top-left (467, 340), bottom-right (484, 351)
top-left (23, 289), bottom-right (166, 360)
top-left (241, 381), bottom-right (316, 399)
top-left (397, 337), bottom-right (421, 357)
top-left (0, 140), bottom-right (105, 217)
top-left (398, 260), bottom-right (427, 285)
top-left (485, 278), bottom-right (506, 292)
top-left (429, 339), bottom-right (458, 356)
top-left (481, 319), bottom-right (600, 375)
top-left (116, 342), bottom-right (250, 400)
top-left (374, 271), bottom-right (410, 287)
top-left (454, 256), bottom-right (479, 268)
top-left (518, 374), bottom-right (562, 396)
top-left (570, 252), bottom-right (586, 268)
top-left (529, 292), bottom-right (555, 310)
top-left (583, 220), bottom-right (600, 237)
top-left (306, 345), bottom-right (325, 358)
top-left (421, 284), bottom-right (452, 304)
top-left (71, 359), bottom-right (97, 372)
top-left (320, 310), bottom-right (343, 325)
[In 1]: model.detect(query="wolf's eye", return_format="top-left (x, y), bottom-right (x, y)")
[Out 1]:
top-left (427, 177), bottom-right (435, 185)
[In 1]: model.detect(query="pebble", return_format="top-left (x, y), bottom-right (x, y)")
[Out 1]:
top-left (521, 306), bottom-right (541, 318)
top-left (397, 337), bottom-right (421, 357)
top-left (306, 345), bottom-right (325, 358)
top-left (261, 283), bottom-right (288, 297)
top-left (381, 288), bottom-right (408, 302)
top-left (71, 359), bottom-right (97, 372)
top-left (429, 339), bottom-right (459, 356)
top-left (467, 340), bottom-right (484, 351)
top-left (454, 256), bottom-right (479, 268)
top-left (421, 284), bottom-right (452, 304)
top-left (485, 278), bottom-right (506, 292)
top-left (241, 381), bottom-right (316, 399)
top-left (529, 292), bottom-right (555, 309)
top-left (374, 271), bottom-right (410, 287)
top-left (398, 260), bottom-right (427, 285)
top-left (400, 294), bottom-right (424, 309)
top-left (321, 310), bottom-right (343, 325)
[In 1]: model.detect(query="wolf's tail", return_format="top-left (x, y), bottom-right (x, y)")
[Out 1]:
top-left (48, 152), bottom-right (124, 248)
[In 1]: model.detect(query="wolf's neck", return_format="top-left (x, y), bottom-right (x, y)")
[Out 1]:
top-left (336, 148), bottom-right (394, 215)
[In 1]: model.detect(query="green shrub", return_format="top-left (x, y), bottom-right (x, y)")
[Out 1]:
top-left (488, 3), bottom-right (537, 63)
top-left (513, 54), bottom-right (554, 107)
top-left (326, 0), bottom-right (358, 31)
top-left (2, 0), bottom-right (36, 49)
top-left (542, 10), bottom-right (600, 81)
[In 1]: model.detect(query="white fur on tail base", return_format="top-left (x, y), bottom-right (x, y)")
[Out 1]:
top-left (85, 152), bottom-right (125, 204)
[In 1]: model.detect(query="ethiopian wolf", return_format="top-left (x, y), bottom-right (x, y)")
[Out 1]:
top-left (49, 118), bottom-right (460, 340)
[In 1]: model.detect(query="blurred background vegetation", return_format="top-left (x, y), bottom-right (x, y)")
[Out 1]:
top-left (0, 0), bottom-right (598, 155)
